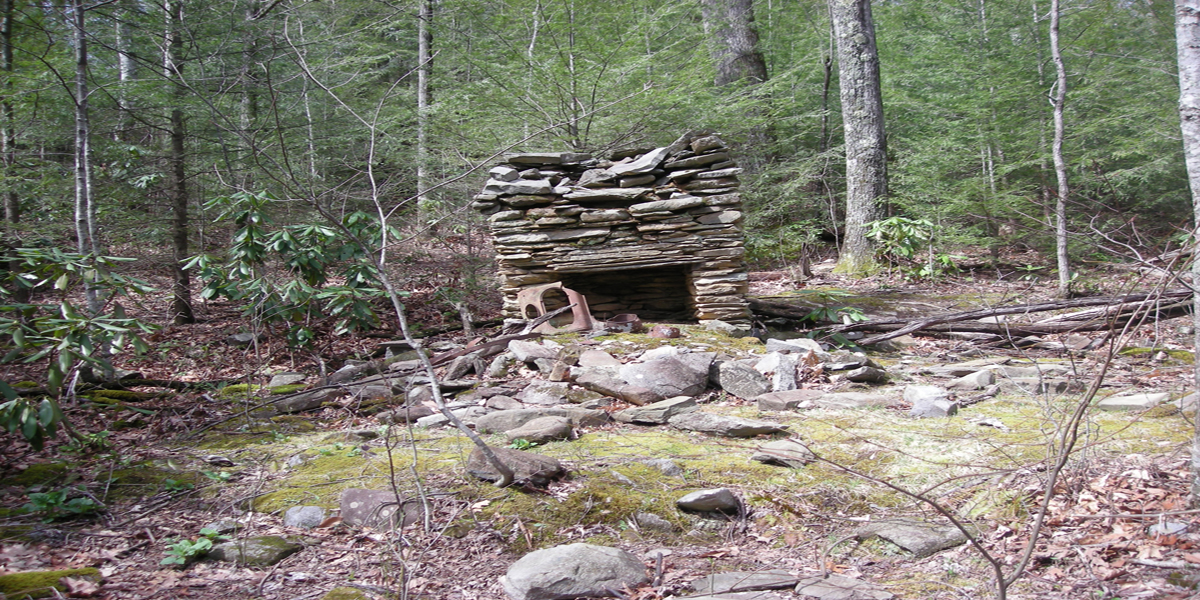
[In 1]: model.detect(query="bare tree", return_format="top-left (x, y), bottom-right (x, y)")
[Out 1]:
top-left (829, 0), bottom-right (885, 276)
top-left (164, 0), bottom-right (193, 324)
top-left (1174, 0), bottom-right (1200, 506)
top-left (415, 0), bottom-right (435, 234)
top-left (1, 0), bottom-right (16, 223)
top-left (1049, 0), bottom-right (1071, 297)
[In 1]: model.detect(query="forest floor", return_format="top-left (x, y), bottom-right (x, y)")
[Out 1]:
top-left (0, 245), bottom-right (1197, 600)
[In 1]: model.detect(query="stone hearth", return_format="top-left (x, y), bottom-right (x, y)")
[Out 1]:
top-left (472, 132), bottom-right (751, 326)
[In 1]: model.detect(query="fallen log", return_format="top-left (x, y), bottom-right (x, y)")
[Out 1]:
top-left (813, 289), bottom-right (1193, 346)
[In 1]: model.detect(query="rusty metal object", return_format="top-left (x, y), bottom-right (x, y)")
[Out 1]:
top-left (516, 282), bottom-right (597, 334)
top-left (648, 325), bottom-right (681, 339)
top-left (605, 314), bottom-right (643, 334)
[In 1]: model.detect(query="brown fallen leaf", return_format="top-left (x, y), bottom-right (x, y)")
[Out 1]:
top-left (60, 576), bottom-right (100, 598)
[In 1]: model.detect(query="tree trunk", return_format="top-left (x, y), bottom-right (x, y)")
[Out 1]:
top-left (415, 0), bottom-right (435, 235)
top-left (1050, 0), bottom-right (1071, 297)
top-left (115, 0), bottom-right (136, 142)
top-left (829, 0), bottom-right (886, 277)
top-left (165, 0), bottom-right (193, 325)
top-left (1, 0), bottom-right (16, 223)
top-left (1174, 0), bottom-right (1200, 508)
top-left (72, 0), bottom-right (94, 261)
top-left (699, 0), bottom-right (768, 86)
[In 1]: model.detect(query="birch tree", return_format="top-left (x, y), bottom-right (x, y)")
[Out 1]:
top-left (1049, 0), bottom-right (1071, 297)
top-left (830, 0), bottom-right (885, 276)
top-left (1174, 0), bottom-right (1200, 506)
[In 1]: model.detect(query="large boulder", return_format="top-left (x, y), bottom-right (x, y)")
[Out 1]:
top-left (619, 358), bottom-right (709, 398)
top-left (613, 396), bottom-right (697, 424)
top-left (713, 361), bottom-right (771, 399)
top-left (505, 416), bottom-right (573, 444)
top-left (466, 447), bottom-right (566, 486)
top-left (576, 371), bottom-right (663, 406)
top-left (475, 407), bottom-right (609, 433)
top-left (501, 543), bottom-right (648, 600)
top-left (339, 489), bottom-right (420, 529)
top-left (207, 536), bottom-right (302, 566)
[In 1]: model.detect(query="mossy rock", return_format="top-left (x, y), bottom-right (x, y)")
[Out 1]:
top-left (12, 381), bottom-right (40, 390)
top-left (269, 384), bottom-right (308, 395)
top-left (84, 390), bottom-right (164, 403)
top-left (106, 464), bottom-right (195, 499)
top-left (5, 462), bottom-right (72, 488)
top-left (0, 567), bottom-right (100, 599)
top-left (269, 415), bottom-right (318, 432)
top-left (321, 587), bottom-right (370, 600)
top-left (218, 384), bottom-right (263, 397)
top-left (1118, 346), bottom-right (1195, 362)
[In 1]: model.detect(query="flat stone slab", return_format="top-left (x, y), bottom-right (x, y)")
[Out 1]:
top-left (751, 439), bottom-right (814, 468)
top-left (757, 389), bottom-right (823, 411)
top-left (475, 407), bottom-right (609, 433)
top-left (669, 412), bottom-right (788, 437)
top-left (690, 570), bottom-right (799, 594)
top-left (679, 593), bottom-right (788, 600)
top-left (620, 358), bottom-right (709, 398)
top-left (614, 396), bottom-right (697, 424)
top-left (516, 381), bottom-right (572, 406)
top-left (339, 489), bottom-right (420, 529)
top-left (794, 574), bottom-right (893, 600)
top-left (855, 519), bottom-right (968, 558)
top-left (505, 416), bottom-right (573, 444)
top-left (813, 392), bottom-right (894, 409)
top-left (208, 536), bottom-right (302, 566)
top-left (1097, 392), bottom-right (1169, 411)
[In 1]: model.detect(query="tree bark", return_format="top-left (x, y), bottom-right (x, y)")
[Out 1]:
top-left (72, 0), bottom-right (94, 261)
top-left (1174, 0), bottom-right (1200, 508)
top-left (829, 0), bottom-right (886, 277)
top-left (165, 0), bottom-right (193, 324)
top-left (415, 0), bottom-right (435, 235)
top-left (699, 0), bottom-right (768, 86)
top-left (1, 0), bottom-right (16, 223)
top-left (1049, 0), bottom-right (1072, 297)
top-left (115, 0), bottom-right (136, 142)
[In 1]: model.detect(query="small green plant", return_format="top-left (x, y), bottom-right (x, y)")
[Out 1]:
top-left (201, 470), bottom-right (233, 483)
top-left (509, 438), bottom-right (537, 450)
top-left (162, 479), bottom-right (193, 492)
top-left (160, 527), bottom-right (229, 566)
top-left (22, 488), bottom-right (102, 522)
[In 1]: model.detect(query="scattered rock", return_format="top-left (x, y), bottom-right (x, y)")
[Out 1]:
top-left (486, 395), bottom-right (524, 410)
top-left (794, 573), bottom-right (893, 600)
top-left (501, 543), bottom-right (648, 600)
top-left (751, 439), bottom-right (814, 468)
top-left (757, 389), bottom-right (823, 411)
top-left (677, 488), bottom-right (741, 515)
top-left (378, 404), bottom-right (436, 424)
top-left (208, 536), bottom-right (302, 566)
top-left (668, 412), bottom-right (788, 437)
top-left (475, 407), bottom-right (609, 433)
top-left (855, 519), bottom-right (969, 558)
top-left (0, 568), bottom-right (101, 599)
top-left (842, 366), bottom-right (888, 384)
top-left (813, 392), bottom-right (894, 409)
top-left (283, 506), bottom-right (325, 529)
top-left (639, 458), bottom-right (685, 477)
top-left (634, 512), bottom-right (675, 533)
top-left (690, 570), bottom-right (800, 594)
top-left (1097, 392), bottom-right (1169, 411)
top-left (509, 340), bottom-right (558, 363)
top-left (466, 447), bottom-right (566, 486)
top-left (704, 319), bottom-right (750, 337)
top-left (268, 372), bottom-right (306, 387)
top-left (614, 396), bottom-right (698, 424)
top-left (505, 416), bottom-right (573, 444)
top-left (620, 358), bottom-right (708, 398)
top-left (225, 332), bottom-right (264, 346)
top-left (947, 370), bottom-right (996, 390)
top-left (765, 338), bottom-right (824, 354)
top-left (339, 489), bottom-right (419, 529)
top-left (714, 361), bottom-right (771, 399)
top-left (516, 381), bottom-right (572, 406)
top-left (578, 350), bottom-right (623, 370)
top-left (577, 370), bottom-right (663, 406)
top-left (268, 388), bottom-right (342, 415)
top-left (755, 353), bottom-right (798, 392)
top-left (905, 385), bottom-right (957, 418)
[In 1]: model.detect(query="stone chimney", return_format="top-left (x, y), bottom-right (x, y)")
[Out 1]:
top-left (471, 131), bottom-right (751, 327)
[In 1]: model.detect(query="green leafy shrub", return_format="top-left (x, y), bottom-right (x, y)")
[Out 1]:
top-left (22, 488), bottom-right (102, 522)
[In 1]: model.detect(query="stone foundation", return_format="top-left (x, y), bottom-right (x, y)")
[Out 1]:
top-left (472, 132), bottom-right (751, 325)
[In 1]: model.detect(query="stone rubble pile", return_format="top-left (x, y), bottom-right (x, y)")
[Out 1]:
top-left (471, 132), bottom-right (752, 324)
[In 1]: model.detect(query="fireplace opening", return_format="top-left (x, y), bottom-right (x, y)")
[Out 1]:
top-left (560, 266), bottom-right (693, 321)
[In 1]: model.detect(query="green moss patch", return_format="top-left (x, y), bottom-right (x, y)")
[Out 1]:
top-left (4, 462), bottom-right (73, 489)
top-left (0, 567), bottom-right (100, 599)
top-left (269, 384), bottom-right (308, 395)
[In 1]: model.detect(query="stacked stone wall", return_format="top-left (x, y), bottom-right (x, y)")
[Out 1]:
top-left (471, 131), bottom-right (751, 325)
